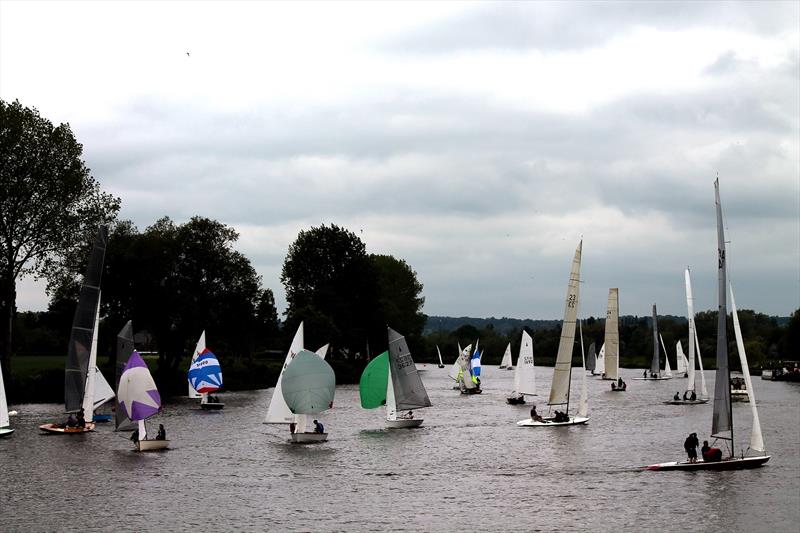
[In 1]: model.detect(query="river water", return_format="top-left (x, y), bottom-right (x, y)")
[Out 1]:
top-left (1, 366), bottom-right (798, 532)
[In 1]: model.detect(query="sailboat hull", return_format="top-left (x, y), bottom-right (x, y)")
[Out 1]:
top-left (39, 423), bottom-right (96, 434)
top-left (662, 399), bottom-right (709, 405)
top-left (506, 396), bottom-right (526, 405)
top-left (0, 427), bottom-right (14, 438)
top-left (386, 418), bottom-right (423, 429)
top-left (291, 432), bottom-right (328, 443)
top-left (460, 388), bottom-right (482, 395)
top-left (517, 416), bottom-right (590, 427)
top-left (645, 455), bottom-right (770, 471)
top-left (200, 402), bottom-right (225, 410)
top-left (137, 439), bottom-right (169, 452)
top-left (632, 377), bottom-right (673, 381)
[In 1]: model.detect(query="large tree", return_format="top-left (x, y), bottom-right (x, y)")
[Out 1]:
top-left (371, 254), bottom-right (426, 337)
top-left (282, 224), bottom-right (384, 356)
top-left (0, 99), bottom-right (119, 380)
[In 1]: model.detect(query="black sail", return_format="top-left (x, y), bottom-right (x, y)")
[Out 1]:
top-left (64, 225), bottom-right (108, 413)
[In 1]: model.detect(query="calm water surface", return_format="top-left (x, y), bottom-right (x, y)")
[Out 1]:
top-left (2, 366), bottom-right (798, 532)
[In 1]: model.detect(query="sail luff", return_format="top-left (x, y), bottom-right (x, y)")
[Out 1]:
top-left (730, 284), bottom-right (765, 453)
top-left (650, 304), bottom-right (660, 375)
top-left (711, 178), bottom-right (733, 446)
top-left (604, 288), bottom-right (619, 380)
top-left (548, 241), bottom-right (582, 406)
top-left (65, 225), bottom-right (108, 412)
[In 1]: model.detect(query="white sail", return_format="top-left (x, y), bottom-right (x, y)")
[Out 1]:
top-left (188, 331), bottom-right (205, 399)
top-left (499, 343), bottom-right (513, 369)
top-left (0, 358), bottom-right (9, 428)
top-left (93, 368), bottom-right (116, 410)
top-left (596, 343), bottom-right (606, 375)
top-left (548, 241), bottom-right (582, 407)
top-left (603, 288), bottom-right (619, 380)
top-left (514, 331), bottom-right (536, 396)
top-left (385, 362), bottom-right (398, 420)
top-left (685, 269), bottom-right (697, 392)
top-left (730, 284), bottom-right (765, 453)
top-left (437, 346), bottom-right (444, 367)
top-left (659, 335), bottom-right (673, 378)
top-left (82, 297), bottom-right (101, 416)
top-left (694, 327), bottom-right (709, 398)
top-left (315, 343), bottom-right (330, 360)
top-left (676, 341), bottom-right (687, 375)
top-left (265, 322), bottom-right (304, 424)
top-left (456, 344), bottom-right (475, 390)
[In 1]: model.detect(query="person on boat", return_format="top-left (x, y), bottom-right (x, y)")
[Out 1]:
top-left (683, 391), bottom-right (689, 401)
top-left (156, 424), bottom-right (166, 440)
top-left (652, 372), bottom-right (659, 379)
top-left (289, 422), bottom-right (296, 434)
top-left (617, 377), bottom-right (623, 388)
top-left (130, 429), bottom-right (139, 444)
top-left (684, 432), bottom-right (699, 463)
top-left (620, 380), bottom-right (626, 391)
top-left (66, 413), bottom-right (77, 428)
top-left (611, 382), bottom-right (617, 391)
top-left (701, 440), bottom-right (710, 459)
top-left (529, 405), bottom-right (543, 422)
top-left (76, 408), bottom-right (86, 428)
top-left (673, 392), bottom-right (680, 401)
top-left (701, 441), bottom-right (723, 462)
top-left (643, 370), bottom-right (647, 378)
top-left (313, 419), bottom-right (324, 433)
top-left (690, 391), bottom-right (697, 401)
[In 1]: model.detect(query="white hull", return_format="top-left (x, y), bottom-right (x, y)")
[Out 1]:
top-left (0, 427), bottom-right (14, 438)
top-left (632, 376), bottom-right (673, 381)
top-left (291, 432), bottom-right (328, 443)
top-left (517, 416), bottom-right (590, 427)
top-left (137, 439), bottom-right (170, 452)
top-left (386, 418), bottom-right (423, 429)
top-left (662, 399), bottom-right (709, 405)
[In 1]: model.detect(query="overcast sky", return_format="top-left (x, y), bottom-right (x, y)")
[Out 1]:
top-left (2, 1), bottom-right (798, 320)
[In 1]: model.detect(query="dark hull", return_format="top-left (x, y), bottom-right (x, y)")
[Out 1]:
top-left (200, 402), bottom-right (225, 410)
top-left (645, 455), bottom-right (770, 471)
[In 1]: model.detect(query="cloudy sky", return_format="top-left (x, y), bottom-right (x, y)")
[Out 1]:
top-left (2, 1), bottom-right (798, 320)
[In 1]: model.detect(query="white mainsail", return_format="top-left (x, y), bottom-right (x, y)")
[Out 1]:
top-left (730, 285), bottom-right (765, 452)
top-left (595, 343), bottom-right (606, 376)
top-left (0, 358), bottom-right (9, 429)
top-left (500, 343), bottom-right (513, 369)
top-left (437, 346), bottom-right (444, 367)
top-left (676, 341), bottom-right (688, 376)
top-left (513, 330), bottom-right (536, 396)
top-left (603, 288), bottom-right (619, 380)
top-left (81, 298), bottom-right (101, 416)
top-left (694, 327), bottom-right (709, 398)
top-left (548, 241), bottom-right (582, 407)
top-left (188, 331), bottom-right (205, 399)
top-left (265, 323), bottom-right (304, 424)
top-left (578, 319), bottom-right (588, 417)
top-left (659, 334), bottom-right (673, 378)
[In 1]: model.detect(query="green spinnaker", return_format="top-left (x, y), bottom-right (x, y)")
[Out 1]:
top-left (359, 351), bottom-right (389, 409)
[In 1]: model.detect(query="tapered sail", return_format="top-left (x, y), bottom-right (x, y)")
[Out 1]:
top-left (387, 328), bottom-right (432, 410)
top-left (500, 343), bottom-right (512, 369)
top-left (712, 178), bottom-right (732, 441)
top-left (281, 350), bottom-right (335, 415)
top-left (548, 241), bottom-right (582, 407)
top-left (694, 327), bottom-right (709, 398)
top-left (118, 351), bottom-right (161, 421)
top-left (676, 341), bottom-right (687, 375)
top-left (604, 288), bottom-right (619, 380)
top-left (660, 335), bottom-right (673, 378)
top-left (188, 349), bottom-right (223, 394)
top-left (586, 342), bottom-right (596, 373)
top-left (596, 343), bottom-right (605, 375)
top-left (316, 344), bottom-right (330, 360)
top-left (437, 346), bottom-right (444, 367)
top-left (65, 225), bottom-right (108, 413)
top-left (82, 298), bottom-right (101, 416)
top-left (93, 368), bottom-right (115, 410)
top-left (514, 331), bottom-right (536, 396)
top-left (265, 323), bottom-right (304, 424)
top-left (188, 332), bottom-right (205, 399)
top-left (359, 351), bottom-right (389, 409)
top-left (114, 321), bottom-right (136, 431)
top-left (650, 305), bottom-right (660, 375)
top-left (730, 285), bottom-right (765, 453)
top-left (0, 359), bottom-right (9, 429)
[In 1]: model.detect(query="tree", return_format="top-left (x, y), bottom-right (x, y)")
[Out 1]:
top-left (0, 99), bottom-right (120, 380)
top-left (282, 225), bottom-right (383, 356)
top-left (371, 254), bottom-right (426, 337)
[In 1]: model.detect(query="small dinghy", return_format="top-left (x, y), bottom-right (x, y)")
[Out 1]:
top-left (119, 351), bottom-right (169, 452)
top-left (282, 349), bottom-right (336, 443)
top-left (188, 332), bottom-right (225, 410)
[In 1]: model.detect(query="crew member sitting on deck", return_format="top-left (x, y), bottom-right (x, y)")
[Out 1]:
top-left (76, 408), bottom-right (86, 428)
top-left (313, 419), bottom-right (324, 434)
top-left (702, 441), bottom-right (723, 462)
top-left (156, 424), bottom-right (166, 440)
top-left (674, 392), bottom-right (680, 401)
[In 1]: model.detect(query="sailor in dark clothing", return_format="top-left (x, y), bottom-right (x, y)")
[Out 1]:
top-left (313, 419), bottom-right (324, 433)
top-left (684, 432), bottom-right (699, 463)
top-left (156, 424), bottom-right (166, 440)
top-left (674, 392), bottom-right (680, 401)
top-left (76, 408), bottom-right (86, 428)
top-left (690, 391), bottom-right (697, 401)
top-left (130, 429), bottom-right (139, 444)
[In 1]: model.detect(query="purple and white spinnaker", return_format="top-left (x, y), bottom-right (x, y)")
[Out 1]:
top-left (118, 351), bottom-right (161, 421)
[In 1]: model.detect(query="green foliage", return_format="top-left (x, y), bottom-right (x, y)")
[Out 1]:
top-left (0, 99), bottom-right (120, 380)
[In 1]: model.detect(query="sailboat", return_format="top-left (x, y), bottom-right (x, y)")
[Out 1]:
top-left (264, 323), bottom-right (305, 426)
top-left (663, 269), bottom-right (709, 404)
top-left (633, 304), bottom-right (672, 380)
top-left (507, 330), bottom-right (536, 404)
top-left (187, 331), bottom-right (224, 410)
top-left (646, 179), bottom-right (769, 470)
top-left (455, 344), bottom-right (480, 394)
top-left (40, 226), bottom-right (108, 434)
top-left (436, 346), bottom-right (445, 368)
top-left (118, 351), bottom-right (168, 451)
top-left (114, 321), bottom-right (137, 431)
top-left (602, 288), bottom-right (620, 382)
top-left (449, 344), bottom-right (470, 389)
top-left (359, 327), bottom-right (432, 428)
top-left (499, 343), bottom-right (513, 369)
top-left (585, 342), bottom-right (596, 375)
top-left (0, 358), bottom-right (13, 437)
top-left (518, 241), bottom-right (589, 427)
top-left (593, 343), bottom-right (605, 376)
top-left (281, 349), bottom-right (336, 443)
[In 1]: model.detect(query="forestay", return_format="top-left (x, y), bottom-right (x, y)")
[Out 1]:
top-left (730, 285), bottom-right (765, 453)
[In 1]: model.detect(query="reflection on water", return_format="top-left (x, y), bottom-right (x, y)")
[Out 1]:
top-left (1, 368), bottom-right (798, 531)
